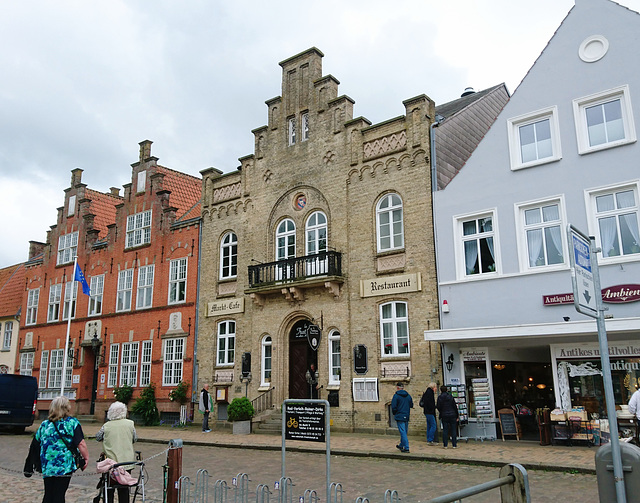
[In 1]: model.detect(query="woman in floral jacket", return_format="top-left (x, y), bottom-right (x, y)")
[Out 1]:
top-left (35, 396), bottom-right (89, 503)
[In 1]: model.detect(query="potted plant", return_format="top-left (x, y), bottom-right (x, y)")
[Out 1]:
top-left (227, 396), bottom-right (255, 434)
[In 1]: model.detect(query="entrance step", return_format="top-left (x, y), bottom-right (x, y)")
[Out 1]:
top-left (77, 415), bottom-right (98, 424)
top-left (253, 409), bottom-right (283, 435)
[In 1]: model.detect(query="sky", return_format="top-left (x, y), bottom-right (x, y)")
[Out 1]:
top-left (1, 0), bottom-right (638, 268)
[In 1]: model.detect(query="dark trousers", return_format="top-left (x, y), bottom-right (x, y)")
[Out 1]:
top-left (107, 486), bottom-right (130, 503)
top-left (442, 419), bottom-right (458, 447)
top-left (43, 476), bottom-right (71, 503)
top-left (202, 411), bottom-right (210, 431)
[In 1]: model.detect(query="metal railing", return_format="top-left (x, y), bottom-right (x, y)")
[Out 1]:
top-left (252, 387), bottom-right (275, 416)
top-left (248, 251), bottom-right (342, 288)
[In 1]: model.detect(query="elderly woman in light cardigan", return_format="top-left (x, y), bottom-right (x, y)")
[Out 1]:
top-left (96, 401), bottom-right (138, 503)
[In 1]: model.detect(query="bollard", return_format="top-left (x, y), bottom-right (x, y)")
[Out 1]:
top-left (167, 439), bottom-right (184, 503)
top-left (596, 441), bottom-right (640, 502)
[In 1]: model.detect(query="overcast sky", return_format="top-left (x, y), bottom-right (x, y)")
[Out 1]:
top-left (1, 0), bottom-right (638, 268)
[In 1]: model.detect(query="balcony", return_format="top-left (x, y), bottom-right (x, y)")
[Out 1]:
top-left (246, 251), bottom-right (343, 303)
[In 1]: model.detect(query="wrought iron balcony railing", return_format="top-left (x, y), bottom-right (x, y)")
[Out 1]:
top-left (248, 251), bottom-right (342, 288)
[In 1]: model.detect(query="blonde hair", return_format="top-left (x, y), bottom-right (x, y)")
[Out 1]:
top-left (48, 396), bottom-right (71, 422)
top-left (107, 401), bottom-right (128, 421)
top-left (428, 382), bottom-right (437, 390)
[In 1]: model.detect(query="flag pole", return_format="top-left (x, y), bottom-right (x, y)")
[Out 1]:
top-left (60, 256), bottom-right (77, 397)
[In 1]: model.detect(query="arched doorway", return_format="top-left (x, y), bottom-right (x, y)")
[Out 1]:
top-left (289, 319), bottom-right (318, 399)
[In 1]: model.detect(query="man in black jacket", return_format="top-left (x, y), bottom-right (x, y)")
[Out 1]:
top-left (420, 382), bottom-right (438, 445)
top-left (436, 385), bottom-right (459, 449)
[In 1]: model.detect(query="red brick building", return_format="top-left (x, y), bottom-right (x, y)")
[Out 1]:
top-left (20, 141), bottom-right (201, 420)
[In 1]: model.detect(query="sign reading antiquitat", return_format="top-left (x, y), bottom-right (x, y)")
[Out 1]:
top-left (284, 403), bottom-right (326, 442)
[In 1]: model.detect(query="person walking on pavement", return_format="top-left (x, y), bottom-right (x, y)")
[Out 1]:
top-left (391, 382), bottom-right (413, 453)
top-left (437, 385), bottom-right (459, 449)
top-left (628, 387), bottom-right (640, 427)
top-left (199, 383), bottom-right (212, 432)
top-left (420, 382), bottom-right (438, 445)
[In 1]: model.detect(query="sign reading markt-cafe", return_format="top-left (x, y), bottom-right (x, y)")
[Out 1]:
top-left (360, 273), bottom-right (421, 298)
top-left (207, 298), bottom-right (245, 317)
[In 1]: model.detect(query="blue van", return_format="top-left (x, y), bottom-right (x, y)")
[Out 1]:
top-left (0, 374), bottom-right (38, 432)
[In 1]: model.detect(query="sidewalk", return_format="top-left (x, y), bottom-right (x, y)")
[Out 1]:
top-left (71, 421), bottom-right (598, 475)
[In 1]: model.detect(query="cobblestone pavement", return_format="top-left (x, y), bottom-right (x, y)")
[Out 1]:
top-left (0, 422), bottom-right (603, 502)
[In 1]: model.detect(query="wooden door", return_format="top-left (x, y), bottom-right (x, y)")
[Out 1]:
top-left (289, 340), bottom-right (308, 399)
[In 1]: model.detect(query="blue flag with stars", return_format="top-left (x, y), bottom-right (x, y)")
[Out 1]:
top-left (74, 263), bottom-right (91, 296)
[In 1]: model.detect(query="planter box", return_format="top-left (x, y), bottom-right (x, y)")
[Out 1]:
top-left (232, 419), bottom-right (251, 435)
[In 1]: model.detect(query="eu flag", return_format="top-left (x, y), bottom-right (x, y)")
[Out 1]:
top-left (74, 264), bottom-right (91, 296)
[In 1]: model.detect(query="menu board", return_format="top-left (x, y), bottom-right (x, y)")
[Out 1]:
top-left (446, 384), bottom-right (468, 423)
top-left (472, 378), bottom-right (492, 418)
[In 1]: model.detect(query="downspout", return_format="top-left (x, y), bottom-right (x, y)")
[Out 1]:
top-left (192, 218), bottom-right (203, 406)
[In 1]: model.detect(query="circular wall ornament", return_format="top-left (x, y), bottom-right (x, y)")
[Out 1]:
top-left (579, 35), bottom-right (609, 63)
top-left (294, 193), bottom-right (307, 210)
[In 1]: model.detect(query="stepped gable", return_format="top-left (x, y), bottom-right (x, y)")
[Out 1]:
top-left (156, 165), bottom-right (202, 220)
top-left (0, 263), bottom-right (25, 318)
top-left (85, 188), bottom-right (121, 239)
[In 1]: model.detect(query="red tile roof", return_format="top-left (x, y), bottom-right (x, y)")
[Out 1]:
top-left (0, 263), bottom-right (25, 318)
top-left (156, 165), bottom-right (202, 219)
top-left (85, 189), bottom-right (121, 239)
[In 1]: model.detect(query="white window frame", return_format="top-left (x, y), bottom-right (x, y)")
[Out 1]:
top-left (126, 210), bottom-right (152, 249)
top-left (288, 117), bottom-right (296, 145)
top-left (163, 338), bottom-right (184, 386)
top-left (57, 231), bottom-right (78, 265)
top-left (302, 112), bottom-right (309, 141)
top-left (573, 85), bottom-right (636, 155)
top-left (68, 195), bottom-right (76, 216)
top-left (88, 275), bottom-right (104, 316)
top-left (169, 258), bottom-right (187, 304)
top-left (306, 211), bottom-right (328, 275)
top-left (353, 378), bottom-right (378, 402)
top-left (140, 340), bottom-right (152, 387)
top-left (20, 352), bottom-right (34, 376)
top-left (454, 209), bottom-right (500, 280)
top-left (62, 281), bottom-right (77, 321)
top-left (137, 265), bottom-right (154, 309)
top-left (380, 301), bottom-right (410, 357)
top-left (47, 284), bottom-right (62, 323)
top-left (328, 329), bottom-right (341, 385)
top-left (515, 197), bottom-right (567, 272)
top-left (117, 269), bottom-right (134, 312)
top-left (220, 232), bottom-right (238, 280)
top-left (137, 170), bottom-right (146, 193)
top-left (217, 320), bottom-right (236, 366)
top-left (107, 344), bottom-right (119, 388)
top-left (48, 349), bottom-right (64, 388)
top-left (26, 288), bottom-right (39, 326)
top-left (2, 321), bottom-right (12, 350)
top-left (120, 342), bottom-right (139, 387)
top-left (376, 193), bottom-right (404, 252)
top-left (260, 335), bottom-right (272, 387)
top-left (507, 106), bottom-right (561, 170)
top-left (585, 181), bottom-right (640, 264)
top-left (39, 351), bottom-right (49, 387)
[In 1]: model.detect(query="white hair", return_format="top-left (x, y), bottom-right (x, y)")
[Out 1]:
top-left (107, 401), bottom-right (128, 421)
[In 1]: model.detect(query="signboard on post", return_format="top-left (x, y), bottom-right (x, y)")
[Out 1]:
top-left (284, 402), bottom-right (326, 442)
top-left (568, 224), bottom-right (598, 318)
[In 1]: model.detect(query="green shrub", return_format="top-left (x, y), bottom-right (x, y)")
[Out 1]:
top-left (227, 397), bottom-right (255, 422)
top-left (169, 381), bottom-right (190, 404)
top-left (131, 384), bottom-right (160, 426)
top-left (113, 384), bottom-right (134, 405)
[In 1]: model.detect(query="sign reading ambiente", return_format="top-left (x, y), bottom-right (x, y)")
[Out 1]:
top-left (360, 273), bottom-right (421, 298)
top-left (543, 284), bottom-right (640, 305)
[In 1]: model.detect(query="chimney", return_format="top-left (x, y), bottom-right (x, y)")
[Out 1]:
top-left (139, 140), bottom-right (153, 162)
top-left (109, 187), bottom-right (121, 197)
top-left (71, 168), bottom-right (83, 187)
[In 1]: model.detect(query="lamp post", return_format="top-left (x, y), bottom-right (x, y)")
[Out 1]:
top-left (306, 365), bottom-right (319, 399)
top-left (240, 373), bottom-right (252, 397)
top-left (89, 330), bottom-right (103, 416)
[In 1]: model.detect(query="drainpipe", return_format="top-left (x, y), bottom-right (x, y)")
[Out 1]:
top-left (192, 220), bottom-right (203, 407)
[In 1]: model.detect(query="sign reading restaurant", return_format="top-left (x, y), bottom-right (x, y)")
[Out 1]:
top-left (543, 284), bottom-right (640, 305)
top-left (360, 272), bottom-right (421, 298)
top-left (207, 298), bottom-right (245, 317)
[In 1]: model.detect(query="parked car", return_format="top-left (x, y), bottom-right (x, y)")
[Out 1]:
top-left (0, 374), bottom-right (38, 432)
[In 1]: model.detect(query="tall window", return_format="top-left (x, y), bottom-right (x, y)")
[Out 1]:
top-left (460, 215), bottom-right (496, 276)
top-left (140, 341), bottom-right (152, 387)
top-left (591, 186), bottom-right (640, 259)
top-left (573, 85), bottom-right (636, 154)
top-left (48, 349), bottom-right (64, 388)
top-left (220, 232), bottom-right (238, 279)
top-left (137, 170), bottom-right (146, 193)
top-left (39, 351), bottom-right (49, 387)
top-left (137, 265), bottom-right (154, 309)
top-left (2, 322), bottom-right (12, 350)
top-left (302, 113), bottom-right (309, 141)
top-left (520, 202), bottom-right (564, 268)
top-left (261, 335), bottom-right (272, 387)
top-left (20, 352), bottom-right (34, 376)
top-left (276, 219), bottom-right (296, 260)
top-left (328, 330), bottom-right (341, 385)
top-left (26, 289), bottom-right (39, 325)
top-left (117, 269), bottom-right (133, 312)
top-left (217, 320), bottom-right (236, 366)
top-left (288, 117), bottom-right (296, 145)
top-left (107, 344), bottom-right (119, 388)
top-left (376, 194), bottom-right (404, 252)
top-left (62, 281), bottom-right (77, 321)
top-left (57, 232), bottom-right (78, 265)
top-left (169, 258), bottom-right (187, 304)
top-left (67, 195), bottom-right (76, 216)
top-left (380, 301), bottom-right (409, 357)
top-left (126, 210), bottom-right (152, 248)
top-left (163, 338), bottom-right (184, 386)
top-left (88, 275), bottom-right (104, 316)
top-left (507, 107), bottom-right (561, 170)
top-left (47, 284), bottom-right (62, 322)
top-left (306, 211), bottom-right (327, 275)
top-left (120, 342), bottom-right (139, 387)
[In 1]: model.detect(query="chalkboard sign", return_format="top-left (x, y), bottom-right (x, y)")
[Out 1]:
top-left (497, 408), bottom-right (520, 441)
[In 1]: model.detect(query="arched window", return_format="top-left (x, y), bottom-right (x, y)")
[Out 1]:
top-left (306, 211), bottom-right (328, 275)
top-left (328, 330), bottom-right (341, 385)
top-left (380, 301), bottom-right (409, 356)
top-left (261, 335), bottom-right (272, 386)
top-left (220, 232), bottom-right (238, 279)
top-left (376, 193), bottom-right (404, 252)
top-left (276, 219), bottom-right (296, 280)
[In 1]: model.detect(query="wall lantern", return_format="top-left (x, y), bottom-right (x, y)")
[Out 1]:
top-left (445, 354), bottom-right (454, 372)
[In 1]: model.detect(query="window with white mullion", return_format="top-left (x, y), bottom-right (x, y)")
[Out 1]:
top-left (137, 265), bottom-right (154, 309)
top-left (62, 281), bottom-right (78, 321)
top-left (64, 350), bottom-right (72, 388)
top-left (288, 117), bottom-right (296, 145)
top-left (20, 352), bottom-right (34, 376)
top-left (26, 289), bottom-right (39, 325)
top-left (462, 216), bottom-right (496, 276)
top-left (163, 338), bottom-right (184, 386)
top-left (261, 336), bottom-right (272, 386)
top-left (120, 342), bottom-right (139, 387)
top-left (88, 275), bottom-right (104, 316)
top-left (353, 378), bottom-right (379, 401)
top-left (522, 203), bottom-right (564, 268)
top-left (380, 301), bottom-right (409, 357)
top-left (594, 187), bottom-right (640, 258)
top-left (126, 210), bottom-right (152, 248)
top-left (302, 112), bottom-right (309, 141)
top-left (107, 344), bottom-right (119, 388)
top-left (328, 330), bottom-right (341, 385)
top-left (507, 106), bottom-right (561, 170)
top-left (57, 232), bottom-right (78, 265)
top-left (117, 269), bottom-right (134, 312)
top-left (48, 349), bottom-right (64, 388)
top-left (48, 284), bottom-right (62, 322)
top-left (140, 340), bottom-right (152, 387)
top-left (376, 194), bottom-right (404, 252)
top-left (39, 351), bottom-right (49, 388)
top-left (169, 258), bottom-right (187, 304)
top-left (217, 320), bottom-right (236, 366)
top-left (2, 321), bottom-right (12, 350)
top-left (220, 233), bottom-right (238, 279)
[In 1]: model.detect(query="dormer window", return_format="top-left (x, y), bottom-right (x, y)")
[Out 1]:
top-left (137, 170), bottom-right (146, 193)
top-left (57, 231), bottom-right (78, 265)
top-left (68, 195), bottom-right (76, 216)
top-left (126, 210), bottom-right (152, 248)
top-left (288, 117), bottom-right (296, 146)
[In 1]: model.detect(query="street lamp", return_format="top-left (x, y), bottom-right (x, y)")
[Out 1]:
top-left (89, 329), bottom-right (103, 416)
top-left (445, 354), bottom-right (455, 372)
top-left (306, 365), bottom-right (319, 399)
